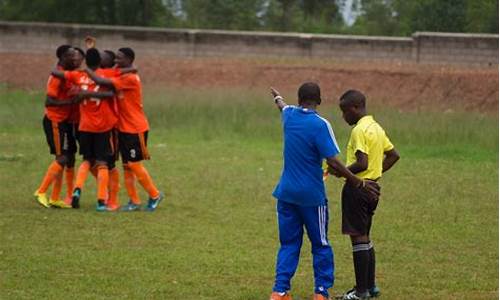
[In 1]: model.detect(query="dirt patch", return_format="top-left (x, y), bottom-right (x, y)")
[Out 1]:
top-left (1, 53), bottom-right (497, 113)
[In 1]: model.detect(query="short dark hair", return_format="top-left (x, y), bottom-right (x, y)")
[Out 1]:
top-left (118, 47), bottom-right (135, 62)
top-left (56, 45), bottom-right (72, 59)
top-left (85, 48), bottom-right (101, 68)
top-left (104, 50), bottom-right (116, 62)
top-left (298, 82), bottom-right (321, 104)
top-left (74, 47), bottom-right (85, 57)
top-left (339, 89), bottom-right (366, 108)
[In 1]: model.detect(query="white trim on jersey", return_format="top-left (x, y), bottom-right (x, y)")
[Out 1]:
top-left (316, 115), bottom-right (340, 154)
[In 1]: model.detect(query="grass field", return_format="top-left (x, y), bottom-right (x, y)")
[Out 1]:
top-left (0, 86), bottom-right (498, 299)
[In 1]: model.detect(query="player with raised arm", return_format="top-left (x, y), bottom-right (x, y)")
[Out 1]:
top-left (269, 84), bottom-right (379, 300)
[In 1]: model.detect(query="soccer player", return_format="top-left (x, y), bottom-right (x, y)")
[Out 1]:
top-left (62, 47), bottom-right (86, 204)
top-left (52, 48), bottom-right (118, 211)
top-left (34, 45), bottom-right (78, 208)
top-left (101, 50), bottom-right (116, 68)
top-left (99, 49), bottom-right (120, 209)
top-left (269, 84), bottom-right (380, 300)
top-left (333, 90), bottom-right (399, 300)
top-left (86, 47), bottom-right (163, 212)
top-left (82, 37), bottom-right (128, 209)
top-left (99, 49), bottom-right (138, 209)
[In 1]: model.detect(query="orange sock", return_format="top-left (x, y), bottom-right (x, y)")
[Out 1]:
top-left (96, 165), bottom-right (109, 201)
top-left (123, 164), bottom-right (140, 204)
top-left (50, 170), bottom-right (63, 201)
top-left (37, 161), bottom-right (64, 193)
top-left (108, 168), bottom-right (120, 206)
top-left (75, 161), bottom-right (91, 189)
top-left (65, 167), bottom-right (75, 199)
top-left (128, 161), bottom-right (160, 199)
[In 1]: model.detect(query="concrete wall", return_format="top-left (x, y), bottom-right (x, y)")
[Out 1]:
top-left (413, 32), bottom-right (498, 66)
top-left (0, 21), bottom-right (497, 66)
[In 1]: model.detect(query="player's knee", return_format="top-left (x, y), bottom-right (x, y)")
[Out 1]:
top-left (350, 235), bottom-right (369, 244)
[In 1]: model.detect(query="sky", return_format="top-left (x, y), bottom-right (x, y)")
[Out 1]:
top-left (341, 0), bottom-right (359, 26)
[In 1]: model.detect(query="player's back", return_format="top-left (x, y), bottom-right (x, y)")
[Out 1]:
top-left (274, 105), bottom-right (340, 207)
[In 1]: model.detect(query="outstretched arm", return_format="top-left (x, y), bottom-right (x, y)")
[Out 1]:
top-left (50, 69), bottom-right (66, 79)
top-left (85, 68), bottom-right (114, 87)
top-left (120, 67), bottom-right (137, 74)
top-left (79, 90), bottom-right (115, 99)
top-left (45, 90), bottom-right (114, 107)
top-left (45, 96), bottom-right (75, 107)
top-left (270, 87), bottom-right (287, 111)
top-left (383, 148), bottom-right (400, 173)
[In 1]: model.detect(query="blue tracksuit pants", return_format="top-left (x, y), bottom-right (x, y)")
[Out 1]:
top-left (273, 200), bottom-right (334, 295)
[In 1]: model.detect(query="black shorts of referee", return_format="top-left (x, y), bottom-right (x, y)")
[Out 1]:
top-left (341, 180), bottom-right (380, 236)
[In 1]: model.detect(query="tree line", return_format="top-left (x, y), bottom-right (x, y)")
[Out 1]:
top-left (0, 0), bottom-right (497, 36)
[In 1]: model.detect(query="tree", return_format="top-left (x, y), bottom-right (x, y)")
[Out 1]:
top-left (181, 0), bottom-right (266, 30)
top-left (0, 0), bottom-right (175, 27)
top-left (350, 0), bottom-right (498, 36)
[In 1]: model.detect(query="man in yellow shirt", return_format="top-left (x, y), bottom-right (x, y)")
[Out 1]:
top-left (331, 90), bottom-right (400, 300)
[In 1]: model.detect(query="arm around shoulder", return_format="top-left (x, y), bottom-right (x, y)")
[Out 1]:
top-left (85, 68), bottom-right (114, 87)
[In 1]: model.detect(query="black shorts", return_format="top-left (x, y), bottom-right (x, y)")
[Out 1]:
top-left (78, 130), bottom-right (113, 162)
top-left (119, 131), bottom-right (150, 163)
top-left (72, 123), bottom-right (80, 147)
top-left (341, 181), bottom-right (380, 236)
top-left (107, 129), bottom-right (119, 169)
top-left (43, 116), bottom-right (77, 156)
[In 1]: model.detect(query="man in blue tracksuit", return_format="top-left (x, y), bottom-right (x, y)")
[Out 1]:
top-left (269, 83), bottom-right (379, 300)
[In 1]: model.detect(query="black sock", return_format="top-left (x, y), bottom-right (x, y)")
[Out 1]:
top-left (352, 242), bottom-right (370, 294)
top-left (367, 242), bottom-right (376, 289)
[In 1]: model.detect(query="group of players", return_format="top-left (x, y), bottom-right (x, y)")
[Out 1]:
top-left (33, 38), bottom-right (163, 212)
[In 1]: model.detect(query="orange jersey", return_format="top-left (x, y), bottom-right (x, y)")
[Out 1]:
top-left (44, 67), bottom-right (76, 123)
top-left (99, 68), bottom-right (121, 119)
top-left (111, 73), bottom-right (149, 133)
top-left (64, 69), bottom-right (118, 133)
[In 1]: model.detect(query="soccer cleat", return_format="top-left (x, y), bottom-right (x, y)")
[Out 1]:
top-left (34, 191), bottom-right (50, 208)
top-left (145, 192), bottom-right (164, 212)
top-left (120, 201), bottom-right (141, 212)
top-left (106, 203), bottom-right (121, 212)
top-left (341, 289), bottom-right (369, 300)
top-left (71, 188), bottom-right (81, 209)
top-left (49, 199), bottom-right (72, 208)
top-left (368, 286), bottom-right (380, 298)
top-left (314, 293), bottom-right (330, 300)
top-left (96, 200), bottom-right (108, 212)
top-left (63, 196), bottom-right (72, 206)
top-left (270, 291), bottom-right (293, 300)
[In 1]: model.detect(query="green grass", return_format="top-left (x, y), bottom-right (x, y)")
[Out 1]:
top-left (0, 87), bottom-right (498, 299)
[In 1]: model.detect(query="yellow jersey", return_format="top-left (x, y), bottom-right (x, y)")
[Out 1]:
top-left (346, 115), bottom-right (394, 180)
